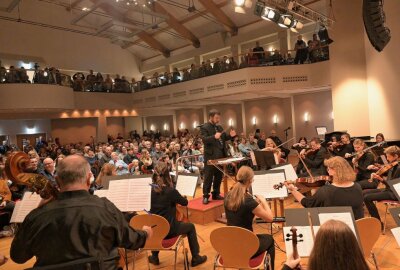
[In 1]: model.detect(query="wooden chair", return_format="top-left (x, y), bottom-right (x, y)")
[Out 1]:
top-left (355, 217), bottom-right (381, 270)
top-left (381, 200), bottom-right (400, 234)
top-left (210, 226), bottom-right (271, 270)
top-left (129, 214), bottom-right (189, 270)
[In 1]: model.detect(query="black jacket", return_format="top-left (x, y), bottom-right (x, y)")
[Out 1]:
top-left (303, 147), bottom-right (327, 176)
top-left (200, 122), bottom-right (231, 162)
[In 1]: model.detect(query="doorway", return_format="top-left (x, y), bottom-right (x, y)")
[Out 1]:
top-left (16, 133), bottom-right (47, 151)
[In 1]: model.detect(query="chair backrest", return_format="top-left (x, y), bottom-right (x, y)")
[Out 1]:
top-left (355, 217), bottom-right (381, 257)
top-left (25, 257), bottom-right (104, 270)
top-left (210, 226), bottom-right (259, 268)
top-left (130, 214), bottom-right (170, 249)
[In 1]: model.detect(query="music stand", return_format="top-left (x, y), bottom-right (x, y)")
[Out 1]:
top-left (102, 174), bottom-right (152, 189)
top-left (387, 178), bottom-right (400, 202)
top-left (315, 126), bottom-right (327, 136)
top-left (253, 150), bottom-right (276, 170)
top-left (389, 208), bottom-right (400, 226)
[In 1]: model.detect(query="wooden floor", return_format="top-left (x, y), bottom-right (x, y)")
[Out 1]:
top-left (1, 186), bottom-right (400, 270)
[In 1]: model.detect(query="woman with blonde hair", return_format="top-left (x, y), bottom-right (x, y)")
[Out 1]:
top-left (262, 138), bottom-right (282, 164)
top-left (286, 156), bottom-right (364, 219)
top-left (283, 220), bottom-right (369, 270)
top-left (224, 166), bottom-right (275, 269)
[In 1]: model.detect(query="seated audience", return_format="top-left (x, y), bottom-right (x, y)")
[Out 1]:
top-left (109, 152), bottom-right (129, 176)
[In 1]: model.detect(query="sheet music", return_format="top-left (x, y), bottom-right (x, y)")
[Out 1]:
top-left (94, 189), bottom-right (109, 198)
top-left (10, 192), bottom-right (41, 223)
top-left (271, 164), bottom-right (298, 180)
top-left (283, 226), bottom-right (320, 257)
top-left (176, 175), bottom-right (198, 197)
top-left (392, 183), bottom-right (400, 198)
top-left (252, 173), bottom-right (288, 199)
top-left (318, 212), bottom-right (357, 237)
top-left (107, 178), bottom-right (152, 212)
top-left (391, 227), bottom-right (400, 247)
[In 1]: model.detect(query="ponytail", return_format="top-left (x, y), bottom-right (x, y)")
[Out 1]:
top-left (225, 166), bottom-right (254, 211)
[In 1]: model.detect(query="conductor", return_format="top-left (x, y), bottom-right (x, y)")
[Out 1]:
top-left (200, 109), bottom-right (236, 204)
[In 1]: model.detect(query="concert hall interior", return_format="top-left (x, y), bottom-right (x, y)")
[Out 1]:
top-left (0, 0), bottom-right (400, 269)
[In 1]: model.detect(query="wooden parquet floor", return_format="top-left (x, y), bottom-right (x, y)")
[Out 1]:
top-left (1, 185), bottom-right (400, 270)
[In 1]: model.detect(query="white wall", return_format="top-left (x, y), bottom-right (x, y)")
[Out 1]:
top-left (0, 0), bottom-right (140, 79)
top-left (0, 119), bottom-right (51, 144)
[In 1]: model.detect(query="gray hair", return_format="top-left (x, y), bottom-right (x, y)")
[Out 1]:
top-left (57, 155), bottom-right (90, 186)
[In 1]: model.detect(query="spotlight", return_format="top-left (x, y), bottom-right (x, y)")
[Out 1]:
top-left (262, 7), bottom-right (280, 23)
top-left (278, 14), bottom-right (293, 28)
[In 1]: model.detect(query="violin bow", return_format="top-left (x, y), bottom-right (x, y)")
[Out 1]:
top-left (297, 152), bottom-right (315, 183)
top-left (276, 137), bottom-right (295, 149)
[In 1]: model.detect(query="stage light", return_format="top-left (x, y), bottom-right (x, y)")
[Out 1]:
top-left (193, 121), bottom-right (197, 129)
top-left (179, 122), bottom-right (185, 129)
top-left (262, 8), bottom-right (280, 23)
top-left (163, 123), bottom-right (168, 131)
top-left (228, 118), bottom-right (234, 127)
top-left (150, 124), bottom-right (155, 131)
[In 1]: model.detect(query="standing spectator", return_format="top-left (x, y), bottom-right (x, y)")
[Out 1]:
top-left (151, 72), bottom-right (159, 88)
top-left (131, 78), bottom-right (137, 92)
top-left (309, 34), bottom-right (321, 63)
top-left (72, 72), bottom-right (85, 91)
top-left (198, 62), bottom-right (206, 77)
top-left (205, 60), bottom-right (213, 76)
top-left (86, 70), bottom-right (96, 91)
top-left (294, 35), bottom-right (307, 64)
top-left (103, 74), bottom-right (113, 92)
top-left (93, 72), bottom-right (104, 91)
top-left (19, 67), bottom-right (30, 83)
top-left (171, 68), bottom-right (181, 83)
top-left (6, 66), bottom-right (20, 83)
top-left (140, 76), bottom-right (150, 90)
top-left (114, 74), bottom-right (122, 92)
top-left (120, 76), bottom-right (130, 92)
top-left (228, 57), bottom-right (238, 70)
top-left (182, 68), bottom-right (190, 81)
top-left (189, 64), bottom-right (198, 79)
top-left (212, 58), bottom-right (221, 74)
top-left (253, 41), bottom-right (265, 64)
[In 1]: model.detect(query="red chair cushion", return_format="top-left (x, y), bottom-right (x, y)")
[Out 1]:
top-left (162, 236), bottom-right (180, 248)
top-left (217, 252), bottom-right (266, 269)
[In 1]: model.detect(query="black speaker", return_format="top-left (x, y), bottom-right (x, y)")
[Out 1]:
top-left (363, 0), bottom-right (391, 52)
top-left (318, 27), bottom-right (334, 44)
top-left (253, 0), bottom-right (265, 17)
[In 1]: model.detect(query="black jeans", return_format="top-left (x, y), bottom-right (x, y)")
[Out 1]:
top-left (203, 164), bottom-right (223, 198)
top-left (364, 189), bottom-right (397, 221)
top-left (254, 234), bottom-right (275, 270)
top-left (358, 179), bottom-right (379, 190)
top-left (152, 222), bottom-right (200, 258)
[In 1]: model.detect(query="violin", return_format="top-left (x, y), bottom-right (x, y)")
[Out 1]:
top-left (274, 175), bottom-right (331, 190)
top-left (368, 161), bottom-right (399, 183)
top-left (285, 227), bottom-right (303, 270)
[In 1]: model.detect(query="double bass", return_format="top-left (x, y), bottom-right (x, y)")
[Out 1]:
top-left (5, 152), bottom-right (58, 199)
top-left (285, 227), bottom-right (303, 270)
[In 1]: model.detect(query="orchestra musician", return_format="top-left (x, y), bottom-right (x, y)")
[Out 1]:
top-left (332, 133), bottom-right (354, 163)
top-left (224, 166), bottom-right (276, 270)
top-left (149, 162), bottom-right (207, 267)
top-left (269, 129), bottom-right (290, 158)
top-left (286, 156), bottom-right (364, 220)
top-left (373, 133), bottom-right (387, 164)
top-left (261, 138), bottom-right (282, 164)
top-left (297, 138), bottom-right (327, 177)
top-left (10, 155), bottom-right (152, 269)
top-left (200, 109), bottom-right (236, 205)
top-left (364, 146), bottom-right (400, 228)
top-left (283, 220), bottom-right (369, 270)
top-left (291, 137), bottom-right (308, 153)
top-left (351, 139), bottom-right (376, 189)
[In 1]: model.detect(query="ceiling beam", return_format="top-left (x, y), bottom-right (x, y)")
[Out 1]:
top-left (151, 2), bottom-right (200, 48)
top-left (197, 0), bottom-right (238, 36)
top-left (92, 0), bottom-right (170, 58)
top-left (66, 0), bottom-right (85, 11)
top-left (71, 1), bottom-right (103, 25)
top-left (122, 0), bottom-right (230, 50)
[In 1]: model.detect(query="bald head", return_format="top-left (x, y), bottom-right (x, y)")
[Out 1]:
top-left (56, 155), bottom-right (91, 189)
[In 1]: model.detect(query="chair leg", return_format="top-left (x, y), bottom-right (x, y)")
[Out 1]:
top-left (371, 252), bottom-right (379, 270)
top-left (383, 203), bottom-right (389, 234)
top-left (145, 251), bottom-right (151, 270)
top-left (132, 251), bottom-right (136, 270)
top-left (124, 249), bottom-right (129, 270)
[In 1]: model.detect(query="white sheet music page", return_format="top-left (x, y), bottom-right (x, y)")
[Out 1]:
top-left (318, 212), bottom-right (357, 237)
top-left (108, 180), bottom-right (130, 211)
top-left (252, 173), bottom-right (288, 199)
top-left (176, 175), bottom-right (198, 197)
top-left (283, 226), bottom-right (320, 257)
top-left (94, 189), bottom-right (109, 198)
top-left (271, 164), bottom-right (298, 181)
top-left (10, 192), bottom-right (41, 223)
top-left (391, 227), bottom-right (400, 247)
top-left (126, 177), bottom-right (152, 211)
top-left (392, 183), bottom-right (400, 198)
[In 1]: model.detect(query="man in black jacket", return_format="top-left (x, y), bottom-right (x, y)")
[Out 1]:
top-left (298, 138), bottom-right (327, 177)
top-left (200, 109), bottom-right (236, 204)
